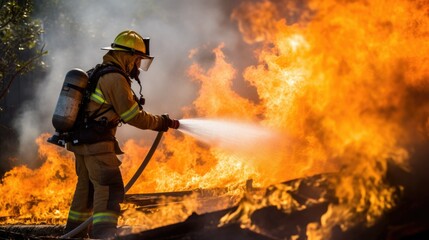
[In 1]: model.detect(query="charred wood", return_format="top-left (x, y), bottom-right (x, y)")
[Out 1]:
top-left (118, 208), bottom-right (275, 240)
top-left (0, 225), bottom-right (63, 240)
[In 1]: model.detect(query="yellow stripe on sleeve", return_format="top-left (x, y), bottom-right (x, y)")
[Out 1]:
top-left (120, 102), bottom-right (139, 122)
top-left (90, 88), bottom-right (108, 104)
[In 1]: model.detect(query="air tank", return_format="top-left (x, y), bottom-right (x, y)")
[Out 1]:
top-left (51, 68), bottom-right (88, 132)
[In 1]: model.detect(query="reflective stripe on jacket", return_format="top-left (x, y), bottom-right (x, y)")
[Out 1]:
top-left (87, 71), bottom-right (163, 130)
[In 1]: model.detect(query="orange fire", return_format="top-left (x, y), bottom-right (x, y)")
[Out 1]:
top-left (0, 134), bottom-right (75, 224)
top-left (221, 0), bottom-right (429, 238)
top-left (1, 0), bottom-right (429, 238)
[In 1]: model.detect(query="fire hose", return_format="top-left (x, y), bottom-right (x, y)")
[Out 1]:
top-left (60, 131), bottom-right (164, 239)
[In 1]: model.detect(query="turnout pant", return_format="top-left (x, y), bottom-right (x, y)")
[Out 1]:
top-left (64, 151), bottom-right (124, 239)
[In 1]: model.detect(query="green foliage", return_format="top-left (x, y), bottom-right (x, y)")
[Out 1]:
top-left (0, 0), bottom-right (47, 101)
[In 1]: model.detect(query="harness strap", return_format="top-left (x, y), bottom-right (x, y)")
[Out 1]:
top-left (86, 64), bottom-right (130, 121)
top-left (65, 83), bottom-right (85, 93)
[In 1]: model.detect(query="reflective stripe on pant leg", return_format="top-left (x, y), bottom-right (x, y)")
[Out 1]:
top-left (93, 211), bottom-right (119, 225)
top-left (64, 210), bottom-right (93, 237)
top-left (67, 210), bottom-right (92, 222)
top-left (92, 211), bottom-right (119, 238)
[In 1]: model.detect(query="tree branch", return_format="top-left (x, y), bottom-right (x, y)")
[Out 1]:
top-left (0, 2), bottom-right (20, 30)
top-left (0, 47), bottom-right (47, 101)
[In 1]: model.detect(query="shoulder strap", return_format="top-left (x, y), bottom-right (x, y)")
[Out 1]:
top-left (87, 64), bottom-right (130, 92)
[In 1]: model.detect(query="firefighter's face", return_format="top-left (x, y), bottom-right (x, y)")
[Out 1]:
top-left (129, 58), bottom-right (141, 80)
top-left (135, 58), bottom-right (142, 68)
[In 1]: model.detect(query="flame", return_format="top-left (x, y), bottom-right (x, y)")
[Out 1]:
top-left (220, 0), bottom-right (429, 238)
top-left (1, 0), bottom-right (429, 238)
top-left (119, 194), bottom-right (201, 233)
top-left (0, 133), bottom-right (75, 224)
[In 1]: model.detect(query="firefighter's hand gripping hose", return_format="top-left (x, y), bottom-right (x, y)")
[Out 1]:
top-left (60, 131), bottom-right (164, 239)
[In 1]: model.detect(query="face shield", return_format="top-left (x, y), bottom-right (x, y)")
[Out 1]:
top-left (139, 56), bottom-right (154, 71)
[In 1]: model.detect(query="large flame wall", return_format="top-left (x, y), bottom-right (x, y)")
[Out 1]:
top-left (1, 0), bottom-right (429, 238)
top-left (228, 0), bottom-right (429, 237)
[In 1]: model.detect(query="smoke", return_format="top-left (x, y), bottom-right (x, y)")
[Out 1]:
top-left (14, 0), bottom-right (255, 163)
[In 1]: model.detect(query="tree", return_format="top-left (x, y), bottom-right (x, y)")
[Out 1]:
top-left (0, 0), bottom-right (47, 102)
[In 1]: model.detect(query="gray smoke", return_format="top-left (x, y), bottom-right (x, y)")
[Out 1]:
top-left (15, 0), bottom-right (256, 163)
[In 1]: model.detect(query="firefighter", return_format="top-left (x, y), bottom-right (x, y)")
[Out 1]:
top-left (63, 30), bottom-right (179, 239)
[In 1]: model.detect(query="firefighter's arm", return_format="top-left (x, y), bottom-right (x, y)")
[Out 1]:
top-left (99, 73), bottom-right (166, 130)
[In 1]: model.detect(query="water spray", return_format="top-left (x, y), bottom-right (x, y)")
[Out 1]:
top-left (177, 118), bottom-right (278, 152)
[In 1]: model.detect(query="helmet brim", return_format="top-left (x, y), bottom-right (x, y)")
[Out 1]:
top-left (100, 47), bottom-right (153, 58)
top-left (101, 46), bottom-right (115, 51)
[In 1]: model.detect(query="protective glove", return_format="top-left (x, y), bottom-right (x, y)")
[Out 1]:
top-left (159, 114), bottom-right (180, 132)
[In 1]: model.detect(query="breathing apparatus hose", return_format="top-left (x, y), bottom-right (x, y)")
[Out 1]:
top-left (60, 131), bottom-right (164, 239)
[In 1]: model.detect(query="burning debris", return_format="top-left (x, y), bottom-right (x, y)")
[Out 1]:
top-left (1, 0), bottom-right (429, 239)
top-left (0, 174), bottom-right (334, 239)
top-left (1, 168), bottom-right (428, 239)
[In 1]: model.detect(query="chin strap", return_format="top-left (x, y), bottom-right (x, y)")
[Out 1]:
top-left (130, 64), bottom-right (145, 107)
top-left (132, 75), bottom-right (146, 108)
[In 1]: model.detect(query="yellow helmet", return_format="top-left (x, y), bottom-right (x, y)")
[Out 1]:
top-left (101, 30), bottom-right (152, 58)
